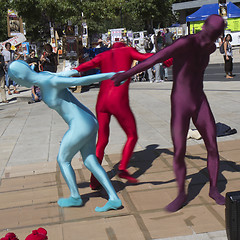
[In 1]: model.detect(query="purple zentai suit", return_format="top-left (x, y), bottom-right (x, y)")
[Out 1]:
top-left (111, 14), bottom-right (226, 212)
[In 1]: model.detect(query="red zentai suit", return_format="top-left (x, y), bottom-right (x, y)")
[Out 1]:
top-left (75, 42), bottom-right (152, 188)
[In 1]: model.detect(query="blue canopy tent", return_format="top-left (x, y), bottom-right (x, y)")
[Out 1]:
top-left (186, 2), bottom-right (240, 22)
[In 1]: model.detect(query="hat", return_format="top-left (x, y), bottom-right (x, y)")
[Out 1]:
top-left (25, 228), bottom-right (48, 240)
top-left (0, 232), bottom-right (19, 240)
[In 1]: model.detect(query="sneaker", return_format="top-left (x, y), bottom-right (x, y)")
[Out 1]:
top-left (156, 80), bottom-right (164, 83)
top-left (13, 90), bottom-right (20, 94)
top-left (8, 90), bottom-right (12, 95)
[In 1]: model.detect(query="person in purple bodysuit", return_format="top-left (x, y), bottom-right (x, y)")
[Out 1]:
top-left (111, 15), bottom-right (225, 212)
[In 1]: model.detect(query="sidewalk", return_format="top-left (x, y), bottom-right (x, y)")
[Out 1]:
top-left (0, 59), bottom-right (239, 239)
top-left (209, 46), bottom-right (240, 64)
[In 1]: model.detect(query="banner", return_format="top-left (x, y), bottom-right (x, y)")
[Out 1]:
top-left (190, 18), bottom-right (240, 34)
top-left (0, 33), bottom-right (26, 49)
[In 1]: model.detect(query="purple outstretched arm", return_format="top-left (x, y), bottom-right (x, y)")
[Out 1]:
top-left (112, 14), bottom-right (226, 212)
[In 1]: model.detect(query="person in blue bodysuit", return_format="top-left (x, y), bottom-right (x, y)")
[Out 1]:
top-left (8, 60), bottom-right (122, 212)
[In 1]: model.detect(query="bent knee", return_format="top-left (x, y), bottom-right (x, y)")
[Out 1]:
top-left (57, 156), bottom-right (69, 165)
top-left (57, 151), bottom-right (73, 165)
top-left (127, 133), bottom-right (138, 145)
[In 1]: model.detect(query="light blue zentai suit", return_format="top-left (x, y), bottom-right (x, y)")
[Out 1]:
top-left (8, 60), bottom-right (122, 212)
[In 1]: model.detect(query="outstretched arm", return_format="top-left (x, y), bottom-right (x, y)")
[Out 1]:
top-left (111, 37), bottom-right (186, 86)
top-left (54, 69), bottom-right (80, 77)
top-left (54, 72), bottom-right (117, 89)
top-left (74, 54), bottom-right (102, 72)
top-left (130, 47), bottom-right (153, 61)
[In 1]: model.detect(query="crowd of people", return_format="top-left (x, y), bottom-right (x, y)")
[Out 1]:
top-left (93, 28), bottom-right (174, 83)
top-left (0, 43), bottom-right (58, 104)
top-left (144, 28), bottom-right (174, 83)
top-left (0, 26), bottom-right (235, 105)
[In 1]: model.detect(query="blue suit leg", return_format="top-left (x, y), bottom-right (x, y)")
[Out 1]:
top-left (81, 136), bottom-right (122, 212)
top-left (57, 127), bottom-right (83, 207)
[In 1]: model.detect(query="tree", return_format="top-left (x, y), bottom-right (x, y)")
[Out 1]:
top-left (10, 0), bottom-right (80, 42)
top-left (1, 0), bottom-right (176, 42)
top-left (0, 0), bottom-right (10, 42)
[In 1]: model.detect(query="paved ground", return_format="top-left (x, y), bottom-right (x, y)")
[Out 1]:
top-left (0, 48), bottom-right (239, 239)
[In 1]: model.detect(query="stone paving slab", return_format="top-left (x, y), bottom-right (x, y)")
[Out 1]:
top-left (0, 140), bottom-right (239, 239)
top-left (0, 60), bottom-right (239, 239)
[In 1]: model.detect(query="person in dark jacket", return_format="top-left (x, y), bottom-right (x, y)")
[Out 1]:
top-left (40, 44), bottom-right (58, 72)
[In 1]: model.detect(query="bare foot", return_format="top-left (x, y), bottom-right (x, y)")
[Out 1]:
top-left (58, 196), bottom-right (83, 207)
top-left (209, 187), bottom-right (225, 205)
top-left (95, 199), bottom-right (122, 212)
top-left (165, 192), bottom-right (187, 212)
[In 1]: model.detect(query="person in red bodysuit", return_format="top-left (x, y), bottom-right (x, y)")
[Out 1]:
top-left (75, 42), bottom-right (153, 189)
top-left (111, 15), bottom-right (226, 212)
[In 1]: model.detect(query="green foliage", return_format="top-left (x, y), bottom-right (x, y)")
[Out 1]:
top-left (0, 0), bottom-right (10, 42)
top-left (0, 0), bottom-right (176, 42)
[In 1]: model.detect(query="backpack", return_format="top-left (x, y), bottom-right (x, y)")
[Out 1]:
top-left (144, 37), bottom-right (153, 52)
top-left (219, 42), bottom-right (225, 54)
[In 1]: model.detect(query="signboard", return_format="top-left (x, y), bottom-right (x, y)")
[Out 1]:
top-left (190, 18), bottom-right (240, 34)
top-left (63, 36), bottom-right (78, 59)
top-left (7, 9), bottom-right (24, 37)
top-left (109, 28), bottom-right (125, 43)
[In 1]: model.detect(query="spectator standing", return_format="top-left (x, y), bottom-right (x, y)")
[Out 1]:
top-left (164, 29), bottom-right (174, 47)
top-left (155, 31), bottom-right (165, 51)
top-left (26, 49), bottom-right (41, 72)
top-left (0, 47), bottom-right (8, 103)
top-left (223, 34), bottom-right (234, 79)
top-left (27, 49), bottom-right (42, 104)
top-left (2, 42), bottom-right (20, 95)
top-left (40, 44), bottom-right (58, 72)
top-left (147, 32), bottom-right (162, 83)
top-left (104, 37), bottom-right (111, 48)
top-left (160, 29), bottom-right (174, 81)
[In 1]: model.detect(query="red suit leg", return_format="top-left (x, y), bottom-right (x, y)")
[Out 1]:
top-left (114, 105), bottom-right (138, 171)
top-left (113, 104), bottom-right (138, 182)
top-left (96, 111), bottom-right (111, 162)
top-left (90, 111), bottom-right (111, 190)
top-left (90, 103), bottom-right (138, 188)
